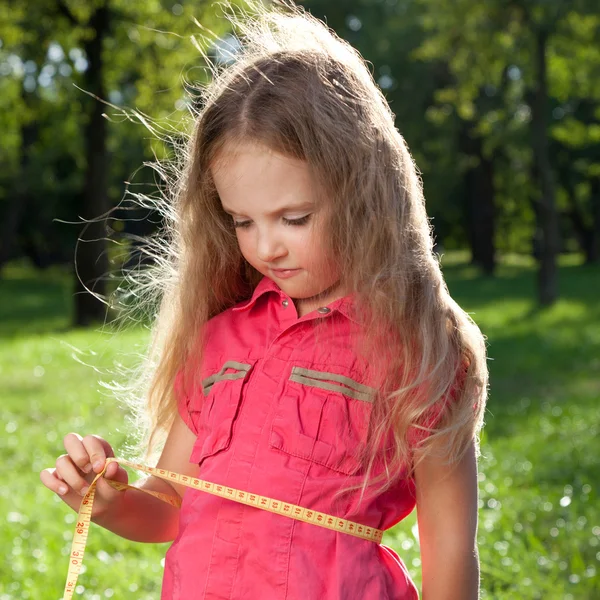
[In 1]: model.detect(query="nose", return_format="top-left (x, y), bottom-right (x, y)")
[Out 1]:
top-left (256, 226), bottom-right (287, 263)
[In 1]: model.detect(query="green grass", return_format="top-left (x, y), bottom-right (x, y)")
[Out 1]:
top-left (388, 253), bottom-right (600, 599)
top-left (1, 255), bottom-right (598, 599)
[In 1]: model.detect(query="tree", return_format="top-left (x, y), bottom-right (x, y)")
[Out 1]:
top-left (0, 0), bottom-right (227, 324)
top-left (54, 1), bottom-right (112, 325)
top-left (415, 0), bottom-right (600, 304)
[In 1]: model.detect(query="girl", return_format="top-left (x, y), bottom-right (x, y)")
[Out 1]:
top-left (41, 3), bottom-right (487, 599)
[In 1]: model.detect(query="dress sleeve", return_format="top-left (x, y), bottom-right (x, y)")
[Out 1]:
top-left (407, 366), bottom-right (468, 448)
top-left (174, 369), bottom-right (202, 436)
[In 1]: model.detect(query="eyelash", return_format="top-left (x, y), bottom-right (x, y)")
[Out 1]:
top-left (233, 215), bottom-right (311, 229)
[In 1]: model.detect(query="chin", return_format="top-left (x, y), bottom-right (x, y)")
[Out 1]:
top-left (276, 283), bottom-right (307, 298)
top-left (285, 284), bottom-right (332, 301)
top-left (271, 280), bottom-right (308, 298)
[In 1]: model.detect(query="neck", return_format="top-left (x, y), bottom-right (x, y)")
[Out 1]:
top-left (294, 280), bottom-right (345, 317)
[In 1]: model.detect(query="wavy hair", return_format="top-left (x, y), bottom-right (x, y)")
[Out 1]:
top-left (122, 1), bottom-right (488, 505)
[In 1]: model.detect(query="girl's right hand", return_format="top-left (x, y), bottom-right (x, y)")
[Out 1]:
top-left (39, 433), bottom-right (129, 517)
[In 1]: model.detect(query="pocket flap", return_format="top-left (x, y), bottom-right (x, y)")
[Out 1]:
top-left (190, 359), bottom-right (255, 466)
top-left (202, 361), bottom-right (253, 396)
top-left (269, 366), bottom-right (375, 476)
top-left (289, 367), bottom-right (377, 402)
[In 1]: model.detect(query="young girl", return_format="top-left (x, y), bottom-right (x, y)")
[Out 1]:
top-left (41, 3), bottom-right (487, 599)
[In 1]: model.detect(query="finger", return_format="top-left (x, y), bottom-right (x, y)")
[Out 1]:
top-left (40, 467), bottom-right (70, 496)
top-left (103, 460), bottom-right (123, 480)
top-left (40, 468), bottom-right (87, 511)
top-left (96, 465), bottom-right (128, 498)
top-left (108, 464), bottom-right (128, 484)
top-left (63, 432), bottom-right (93, 474)
top-left (55, 454), bottom-right (91, 496)
top-left (81, 435), bottom-right (115, 473)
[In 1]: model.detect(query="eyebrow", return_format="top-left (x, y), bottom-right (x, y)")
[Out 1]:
top-left (221, 201), bottom-right (314, 218)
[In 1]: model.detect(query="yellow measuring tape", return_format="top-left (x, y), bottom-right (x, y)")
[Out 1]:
top-left (63, 457), bottom-right (384, 598)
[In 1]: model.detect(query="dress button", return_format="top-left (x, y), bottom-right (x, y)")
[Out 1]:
top-left (282, 299), bottom-right (289, 308)
top-left (317, 307), bottom-right (331, 314)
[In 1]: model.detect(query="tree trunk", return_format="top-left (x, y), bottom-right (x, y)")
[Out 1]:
top-left (461, 128), bottom-right (496, 275)
top-left (589, 178), bottom-right (600, 263)
top-left (74, 3), bottom-right (111, 326)
top-left (0, 118), bottom-right (38, 268)
top-left (531, 29), bottom-right (559, 305)
top-left (564, 180), bottom-right (597, 263)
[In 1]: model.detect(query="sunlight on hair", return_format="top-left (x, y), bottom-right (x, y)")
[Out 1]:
top-left (93, 0), bottom-right (488, 506)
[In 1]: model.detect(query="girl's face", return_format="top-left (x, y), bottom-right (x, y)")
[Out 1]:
top-left (212, 141), bottom-right (342, 314)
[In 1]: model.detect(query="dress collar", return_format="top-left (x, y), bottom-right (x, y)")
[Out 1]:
top-left (232, 276), bottom-right (359, 324)
top-left (232, 276), bottom-right (283, 311)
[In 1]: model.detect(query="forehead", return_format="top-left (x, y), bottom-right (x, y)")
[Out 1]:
top-left (211, 141), bottom-right (317, 213)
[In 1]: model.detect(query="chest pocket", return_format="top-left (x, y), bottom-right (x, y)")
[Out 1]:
top-left (269, 366), bottom-right (377, 476)
top-left (190, 360), bottom-right (255, 467)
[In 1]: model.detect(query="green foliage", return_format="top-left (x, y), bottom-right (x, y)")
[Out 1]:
top-left (412, 0), bottom-right (600, 256)
top-left (1, 0), bottom-right (600, 275)
top-left (0, 0), bottom-right (232, 266)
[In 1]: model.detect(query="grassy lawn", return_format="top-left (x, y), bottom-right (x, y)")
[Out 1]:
top-left (1, 255), bottom-right (598, 599)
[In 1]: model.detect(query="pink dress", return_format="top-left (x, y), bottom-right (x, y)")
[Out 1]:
top-left (163, 276), bottom-right (420, 599)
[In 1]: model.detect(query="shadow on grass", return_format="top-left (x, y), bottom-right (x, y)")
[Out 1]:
top-left (443, 260), bottom-right (600, 494)
top-left (0, 260), bottom-right (136, 337)
top-left (0, 266), bottom-right (73, 337)
top-left (445, 260), bottom-right (599, 308)
top-left (448, 263), bottom-right (599, 403)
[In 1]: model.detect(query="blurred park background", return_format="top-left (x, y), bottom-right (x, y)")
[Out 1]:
top-left (1, 0), bottom-right (599, 598)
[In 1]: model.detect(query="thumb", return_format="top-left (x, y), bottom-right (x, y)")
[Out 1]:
top-left (106, 463), bottom-right (129, 484)
top-left (96, 464), bottom-right (129, 498)
top-left (103, 459), bottom-right (127, 481)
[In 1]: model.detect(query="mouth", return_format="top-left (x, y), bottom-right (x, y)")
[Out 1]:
top-left (270, 268), bottom-right (301, 277)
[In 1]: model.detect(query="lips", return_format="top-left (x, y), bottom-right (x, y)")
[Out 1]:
top-left (270, 268), bottom-right (301, 279)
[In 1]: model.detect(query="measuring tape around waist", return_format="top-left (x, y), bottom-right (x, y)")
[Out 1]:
top-left (63, 457), bottom-right (384, 598)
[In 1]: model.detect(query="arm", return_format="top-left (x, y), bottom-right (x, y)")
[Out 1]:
top-left (414, 439), bottom-right (480, 600)
top-left (93, 413), bottom-right (199, 543)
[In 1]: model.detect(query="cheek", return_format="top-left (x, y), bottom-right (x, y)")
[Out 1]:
top-left (299, 221), bottom-right (328, 262)
top-left (235, 232), bottom-right (255, 262)
top-left (304, 225), bottom-right (339, 277)
top-left (288, 228), bottom-right (314, 262)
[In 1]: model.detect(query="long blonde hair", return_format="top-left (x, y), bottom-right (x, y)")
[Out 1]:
top-left (122, 1), bottom-right (487, 503)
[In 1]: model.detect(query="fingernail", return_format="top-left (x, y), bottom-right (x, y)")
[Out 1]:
top-left (58, 485), bottom-right (68, 495)
top-left (93, 461), bottom-right (104, 471)
top-left (80, 486), bottom-right (89, 497)
top-left (82, 463), bottom-right (92, 473)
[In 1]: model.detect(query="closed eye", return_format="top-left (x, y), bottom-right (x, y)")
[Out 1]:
top-left (233, 214), bottom-right (312, 228)
top-left (233, 220), bottom-right (252, 229)
top-left (283, 214), bottom-right (311, 226)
